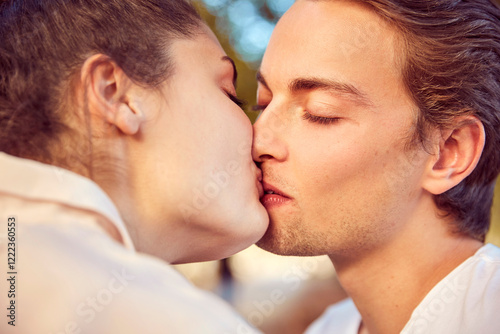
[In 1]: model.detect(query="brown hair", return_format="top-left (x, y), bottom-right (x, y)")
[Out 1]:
top-left (333, 0), bottom-right (500, 241)
top-left (0, 0), bottom-right (201, 168)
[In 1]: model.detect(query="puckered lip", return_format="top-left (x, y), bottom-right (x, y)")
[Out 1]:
top-left (262, 181), bottom-right (291, 199)
top-left (257, 179), bottom-right (264, 199)
top-left (256, 169), bottom-right (264, 199)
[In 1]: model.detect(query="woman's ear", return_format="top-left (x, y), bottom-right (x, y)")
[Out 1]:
top-left (423, 116), bottom-right (485, 195)
top-left (80, 54), bottom-right (145, 135)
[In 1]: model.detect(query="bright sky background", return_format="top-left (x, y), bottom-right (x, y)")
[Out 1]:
top-left (201, 0), bottom-right (294, 63)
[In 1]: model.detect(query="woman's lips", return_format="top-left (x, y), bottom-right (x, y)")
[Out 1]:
top-left (256, 169), bottom-right (264, 199)
top-left (256, 179), bottom-right (264, 199)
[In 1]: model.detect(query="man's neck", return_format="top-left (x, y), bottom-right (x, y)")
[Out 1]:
top-left (330, 209), bottom-right (483, 334)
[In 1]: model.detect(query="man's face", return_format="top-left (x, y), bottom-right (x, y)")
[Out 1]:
top-left (253, 0), bottom-right (430, 257)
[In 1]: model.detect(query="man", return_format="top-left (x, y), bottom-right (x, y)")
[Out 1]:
top-left (253, 0), bottom-right (500, 333)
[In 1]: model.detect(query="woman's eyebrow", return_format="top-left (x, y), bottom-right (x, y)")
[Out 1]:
top-left (222, 56), bottom-right (238, 87)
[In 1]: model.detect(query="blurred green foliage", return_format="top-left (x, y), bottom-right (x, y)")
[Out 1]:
top-left (194, 2), bottom-right (261, 123)
top-left (487, 183), bottom-right (500, 247)
top-left (488, 0), bottom-right (500, 242)
top-left (196, 1), bottom-right (500, 247)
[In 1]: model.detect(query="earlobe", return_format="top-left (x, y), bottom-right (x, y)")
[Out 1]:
top-left (114, 103), bottom-right (144, 135)
top-left (423, 116), bottom-right (485, 195)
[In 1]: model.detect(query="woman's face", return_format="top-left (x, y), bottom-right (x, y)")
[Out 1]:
top-left (125, 27), bottom-right (269, 263)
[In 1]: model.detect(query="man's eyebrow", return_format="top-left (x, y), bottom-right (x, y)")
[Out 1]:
top-left (256, 72), bottom-right (373, 107)
top-left (222, 56), bottom-right (238, 87)
top-left (256, 70), bottom-right (270, 91)
top-left (290, 77), bottom-right (373, 107)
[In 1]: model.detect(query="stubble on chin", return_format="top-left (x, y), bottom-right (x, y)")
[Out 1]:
top-left (256, 215), bottom-right (326, 257)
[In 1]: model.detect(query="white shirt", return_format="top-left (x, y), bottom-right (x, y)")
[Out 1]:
top-left (0, 152), bottom-right (260, 334)
top-left (306, 244), bottom-right (500, 334)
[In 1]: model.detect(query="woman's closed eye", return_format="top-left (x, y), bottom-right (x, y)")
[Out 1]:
top-left (227, 92), bottom-right (247, 109)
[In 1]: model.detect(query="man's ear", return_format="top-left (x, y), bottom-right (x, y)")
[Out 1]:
top-left (423, 116), bottom-right (485, 195)
top-left (80, 54), bottom-right (145, 135)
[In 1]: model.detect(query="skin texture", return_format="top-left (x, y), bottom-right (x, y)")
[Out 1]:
top-left (253, 1), bottom-right (485, 333)
top-left (78, 26), bottom-right (269, 264)
top-left (254, 0), bottom-right (427, 257)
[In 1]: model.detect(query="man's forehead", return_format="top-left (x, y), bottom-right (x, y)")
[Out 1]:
top-left (261, 0), bottom-right (402, 86)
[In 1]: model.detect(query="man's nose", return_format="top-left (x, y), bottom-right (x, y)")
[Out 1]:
top-left (252, 106), bottom-right (289, 164)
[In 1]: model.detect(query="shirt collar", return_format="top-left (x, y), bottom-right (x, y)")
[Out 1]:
top-left (0, 152), bottom-right (135, 250)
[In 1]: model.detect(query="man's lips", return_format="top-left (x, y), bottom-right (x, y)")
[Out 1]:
top-left (260, 181), bottom-right (292, 208)
top-left (262, 181), bottom-right (291, 198)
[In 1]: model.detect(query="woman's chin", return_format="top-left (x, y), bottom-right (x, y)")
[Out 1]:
top-left (174, 216), bottom-right (269, 264)
top-left (218, 211), bottom-right (270, 258)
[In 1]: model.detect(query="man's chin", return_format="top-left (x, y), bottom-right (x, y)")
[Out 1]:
top-left (256, 237), bottom-right (283, 255)
top-left (256, 228), bottom-right (320, 257)
top-left (255, 228), bottom-right (290, 255)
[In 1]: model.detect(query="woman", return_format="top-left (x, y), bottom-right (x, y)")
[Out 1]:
top-left (0, 0), bottom-right (268, 333)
